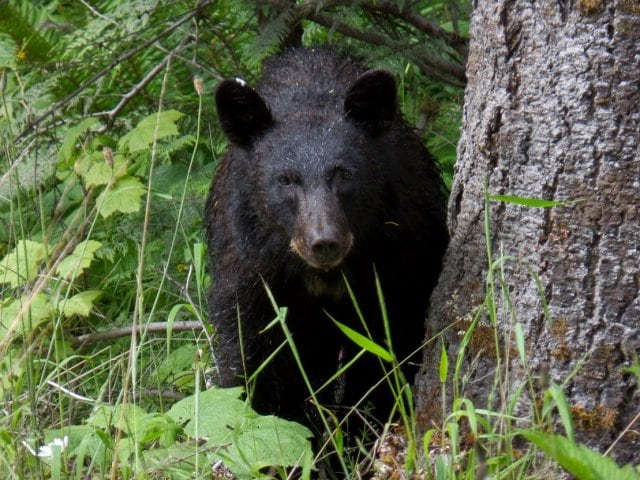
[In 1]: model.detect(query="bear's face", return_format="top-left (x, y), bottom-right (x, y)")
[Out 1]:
top-left (215, 70), bottom-right (397, 272)
top-left (254, 122), bottom-right (365, 270)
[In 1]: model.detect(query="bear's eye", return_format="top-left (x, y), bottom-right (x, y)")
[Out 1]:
top-left (278, 175), bottom-right (293, 186)
top-left (340, 169), bottom-right (353, 181)
top-left (335, 166), bottom-right (353, 181)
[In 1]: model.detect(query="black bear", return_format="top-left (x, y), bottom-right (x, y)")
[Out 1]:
top-left (205, 47), bottom-right (448, 426)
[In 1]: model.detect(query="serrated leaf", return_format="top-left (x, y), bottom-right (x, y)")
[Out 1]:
top-left (0, 294), bottom-right (53, 331)
top-left (331, 318), bottom-right (392, 362)
top-left (57, 117), bottom-right (99, 167)
top-left (521, 430), bottom-right (640, 480)
top-left (167, 387), bottom-right (250, 445)
top-left (118, 110), bottom-right (184, 153)
top-left (59, 290), bottom-right (101, 317)
top-left (56, 240), bottom-right (102, 281)
top-left (83, 154), bottom-right (128, 187)
top-left (0, 240), bottom-right (47, 288)
top-left (226, 415), bottom-right (313, 473)
top-left (97, 176), bottom-right (146, 218)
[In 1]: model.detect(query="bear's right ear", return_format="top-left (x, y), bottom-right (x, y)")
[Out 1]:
top-left (215, 79), bottom-right (273, 147)
top-left (344, 70), bottom-right (397, 136)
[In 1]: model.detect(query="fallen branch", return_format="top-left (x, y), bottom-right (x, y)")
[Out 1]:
top-left (74, 320), bottom-right (204, 347)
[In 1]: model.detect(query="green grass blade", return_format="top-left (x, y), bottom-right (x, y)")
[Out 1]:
top-left (521, 430), bottom-right (640, 480)
top-left (330, 317), bottom-right (393, 362)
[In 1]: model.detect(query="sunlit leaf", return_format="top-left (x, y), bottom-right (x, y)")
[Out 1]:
top-left (118, 110), bottom-right (184, 153)
top-left (56, 240), bottom-right (102, 281)
top-left (0, 240), bottom-right (47, 288)
top-left (59, 290), bottom-right (101, 317)
top-left (0, 294), bottom-right (53, 332)
top-left (96, 176), bottom-right (146, 218)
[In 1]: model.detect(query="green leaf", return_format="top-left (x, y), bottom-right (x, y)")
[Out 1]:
top-left (118, 110), bottom-right (184, 153)
top-left (57, 117), bottom-right (99, 167)
top-left (521, 430), bottom-right (640, 480)
top-left (96, 176), bottom-right (146, 218)
top-left (489, 194), bottom-right (574, 208)
top-left (332, 318), bottom-right (393, 362)
top-left (0, 240), bottom-right (47, 288)
top-left (0, 294), bottom-right (53, 332)
top-left (439, 341), bottom-right (448, 383)
top-left (56, 240), bottom-right (102, 281)
top-left (0, 33), bottom-right (18, 68)
top-left (546, 383), bottom-right (575, 440)
top-left (225, 415), bottom-right (314, 474)
top-left (150, 343), bottom-right (199, 386)
top-left (88, 403), bottom-right (149, 438)
top-left (59, 290), bottom-right (101, 317)
top-left (167, 387), bottom-right (250, 445)
top-left (83, 154), bottom-right (128, 187)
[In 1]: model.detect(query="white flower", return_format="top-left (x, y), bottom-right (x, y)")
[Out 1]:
top-left (37, 436), bottom-right (69, 458)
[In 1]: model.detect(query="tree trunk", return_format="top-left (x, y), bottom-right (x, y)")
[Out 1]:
top-left (414, 0), bottom-right (640, 465)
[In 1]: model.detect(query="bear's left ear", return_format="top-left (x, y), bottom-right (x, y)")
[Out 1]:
top-left (215, 78), bottom-right (273, 147)
top-left (344, 70), bottom-right (397, 136)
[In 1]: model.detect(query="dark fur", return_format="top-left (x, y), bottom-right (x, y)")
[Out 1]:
top-left (205, 47), bottom-right (448, 424)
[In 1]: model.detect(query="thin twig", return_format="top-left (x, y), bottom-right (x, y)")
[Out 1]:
top-left (93, 41), bottom-right (189, 130)
top-left (16, 0), bottom-right (214, 141)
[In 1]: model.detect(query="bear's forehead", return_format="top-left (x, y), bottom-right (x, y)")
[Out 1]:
top-left (257, 121), bottom-right (365, 162)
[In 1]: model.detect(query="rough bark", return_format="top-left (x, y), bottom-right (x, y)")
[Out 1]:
top-left (415, 0), bottom-right (640, 464)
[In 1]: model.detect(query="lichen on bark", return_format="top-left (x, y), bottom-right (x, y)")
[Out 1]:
top-left (415, 0), bottom-right (640, 464)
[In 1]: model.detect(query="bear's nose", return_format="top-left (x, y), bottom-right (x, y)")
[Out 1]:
top-left (311, 238), bottom-right (342, 266)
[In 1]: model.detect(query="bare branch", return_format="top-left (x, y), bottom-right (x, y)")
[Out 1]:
top-left (257, 0), bottom-right (467, 86)
top-left (17, 0), bottom-right (215, 141)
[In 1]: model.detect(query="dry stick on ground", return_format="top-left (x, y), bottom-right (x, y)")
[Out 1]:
top-left (73, 320), bottom-right (204, 349)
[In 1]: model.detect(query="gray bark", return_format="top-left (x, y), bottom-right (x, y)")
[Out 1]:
top-left (415, 0), bottom-right (640, 465)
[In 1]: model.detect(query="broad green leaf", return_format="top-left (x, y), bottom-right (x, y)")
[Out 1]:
top-left (59, 290), bottom-right (101, 317)
top-left (332, 318), bottom-right (393, 362)
top-left (489, 194), bottom-right (574, 208)
top-left (521, 430), bottom-right (640, 480)
top-left (56, 240), bottom-right (102, 281)
top-left (96, 176), bottom-right (146, 218)
top-left (225, 415), bottom-right (313, 474)
top-left (0, 240), bottom-right (47, 288)
top-left (118, 110), bottom-right (184, 153)
top-left (57, 117), bottom-right (99, 167)
top-left (0, 294), bottom-right (53, 331)
top-left (167, 387), bottom-right (250, 445)
top-left (83, 154), bottom-right (128, 187)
